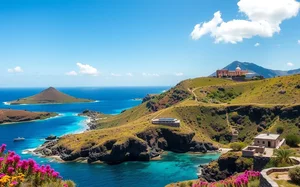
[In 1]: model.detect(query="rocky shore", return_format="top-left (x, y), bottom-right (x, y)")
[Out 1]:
top-left (34, 121), bottom-right (218, 164)
top-left (78, 110), bottom-right (104, 130)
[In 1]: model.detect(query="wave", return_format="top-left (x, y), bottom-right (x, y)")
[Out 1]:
top-left (3, 102), bottom-right (10, 105)
top-left (22, 148), bottom-right (36, 155)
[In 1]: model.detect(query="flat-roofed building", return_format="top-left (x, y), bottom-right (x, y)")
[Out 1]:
top-left (151, 118), bottom-right (180, 127)
top-left (254, 133), bottom-right (281, 148)
top-left (242, 133), bottom-right (285, 157)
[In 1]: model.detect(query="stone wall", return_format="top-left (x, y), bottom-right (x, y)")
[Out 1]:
top-left (259, 158), bottom-right (300, 187)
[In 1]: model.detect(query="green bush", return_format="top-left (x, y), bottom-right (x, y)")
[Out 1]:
top-left (276, 126), bottom-right (284, 134)
top-left (289, 167), bottom-right (300, 185)
top-left (248, 179), bottom-right (260, 187)
top-left (230, 142), bottom-right (246, 151)
top-left (187, 181), bottom-right (193, 187)
top-left (286, 134), bottom-right (300, 147)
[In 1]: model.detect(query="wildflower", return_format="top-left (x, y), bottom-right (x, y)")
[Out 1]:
top-left (7, 167), bottom-right (15, 175)
top-left (0, 144), bottom-right (6, 153)
top-left (13, 155), bottom-right (20, 163)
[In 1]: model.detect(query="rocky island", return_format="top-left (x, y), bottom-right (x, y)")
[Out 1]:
top-left (7, 87), bottom-right (94, 105)
top-left (0, 109), bottom-right (57, 124)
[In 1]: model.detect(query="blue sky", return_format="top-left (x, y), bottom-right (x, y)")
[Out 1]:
top-left (0, 0), bottom-right (299, 87)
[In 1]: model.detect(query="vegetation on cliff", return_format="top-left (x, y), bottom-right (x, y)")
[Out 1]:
top-left (35, 75), bottom-right (300, 164)
top-left (0, 109), bottom-right (57, 124)
top-left (8, 87), bottom-right (94, 105)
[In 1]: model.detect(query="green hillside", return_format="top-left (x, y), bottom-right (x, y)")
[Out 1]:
top-left (39, 75), bottom-right (300, 163)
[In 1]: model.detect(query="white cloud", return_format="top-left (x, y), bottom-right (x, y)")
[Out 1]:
top-left (191, 11), bottom-right (223, 40)
top-left (298, 40), bottom-right (300, 44)
top-left (175, 72), bottom-right (184, 76)
top-left (8, 66), bottom-right (23, 73)
top-left (65, 71), bottom-right (78, 76)
top-left (254, 43), bottom-right (260, 47)
top-left (142, 73), bottom-right (160, 77)
top-left (191, 0), bottom-right (300, 44)
top-left (76, 63), bottom-right (99, 76)
top-left (126, 73), bottom-right (133, 76)
top-left (287, 62), bottom-right (294, 67)
top-left (111, 73), bottom-right (122, 77)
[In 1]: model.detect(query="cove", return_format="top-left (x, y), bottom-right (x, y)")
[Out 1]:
top-left (0, 87), bottom-right (220, 187)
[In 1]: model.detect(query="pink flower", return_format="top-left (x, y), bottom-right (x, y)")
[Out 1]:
top-left (0, 144), bottom-right (6, 153)
top-left (63, 184), bottom-right (69, 187)
top-left (8, 151), bottom-right (15, 157)
top-left (0, 173), bottom-right (5, 179)
top-left (13, 155), bottom-right (21, 163)
top-left (11, 181), bottom-right (18, 186)
top-left (7, 166), bottom-right (15, 175)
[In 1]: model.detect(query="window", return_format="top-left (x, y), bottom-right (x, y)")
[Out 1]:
top-left (257, 141), bottom-right (260, 143)
top-left (263, 141), bottom-right (265, 144)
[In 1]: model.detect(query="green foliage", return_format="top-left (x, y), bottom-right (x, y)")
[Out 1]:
top-left (289, 167), bottom-right (300, 185)
top-left (248, 179), bottom-right (260, 187)
top-left (187, 181), bottom-right (193, 187)
top-left (271, 149), bottom-right (296, 167)
top-left (230, 142), bottom-right (246, 151)
top-left (286, 134), bottom-right (300, 147)
top-left (276, 126), bottom-right (284, 134)
top-left (179, 182), bottom-right (187, 187)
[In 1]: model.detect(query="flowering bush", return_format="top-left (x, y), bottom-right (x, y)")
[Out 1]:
top-left (193, 170), bottom-right (260, 187)
top-left (0, 144), bottom-right (75, 187)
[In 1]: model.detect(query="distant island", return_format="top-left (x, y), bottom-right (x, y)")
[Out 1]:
top-left (7, 87), bottom-right (95, 105)
top-left (0, 109), bottom-right (57, 124)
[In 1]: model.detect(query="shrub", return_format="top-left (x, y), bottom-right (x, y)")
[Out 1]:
top-left (276, 126), bottom-right (284, 134)
top-left (289, 167), bottom-right (300, 185)
top-left (187, 181), bottom-right (193, 187)
top-left (193, 170), bottom-right (260, 187)
top-left (230, 142), bottom-right (246, 151)
top-left (248, 179), bottom-right (260, 187)
top-left (286, 134), bottom-right (300, 147)
top-left (271, 149), bottom-right (295, 167)
top-left (0, 144), bottom-right (75, 187)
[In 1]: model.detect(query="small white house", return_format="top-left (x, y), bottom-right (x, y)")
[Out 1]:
top-left (242, 133), bottom-right (285, 157)
top-left (151, 118), bottom-right (180, 127)
top-left (254, 133), bottom-right (281, 148)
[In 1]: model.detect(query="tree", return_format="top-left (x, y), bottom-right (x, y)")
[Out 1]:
top-left (289, 167), bottom-right (300, 185)
top-left (230, 142), bottom-right (246, 151)
top-left (276, 126), bottom-right (284, 134)
top-left (272, 149), bottom-right (295, 167)
top-left (286, 134), bottom-right (300, 147)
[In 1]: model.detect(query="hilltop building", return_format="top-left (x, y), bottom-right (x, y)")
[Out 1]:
top-left (151, 118), bottom-right (180, 127)
top-left (242, 133), bottom-right (285, 157)
top-left (216, 66), bottom-right (248, 78)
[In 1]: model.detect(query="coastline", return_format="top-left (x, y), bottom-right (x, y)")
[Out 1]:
top-left (2, 100), bottom-right (100, 106)
top-left (0, 113), bottom-right (61, 126)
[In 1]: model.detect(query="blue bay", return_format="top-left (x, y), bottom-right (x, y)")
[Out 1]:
top-left (0, 87), bottom-right (219, 187)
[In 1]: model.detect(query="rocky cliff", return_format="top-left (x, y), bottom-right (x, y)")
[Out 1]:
top-left (199, 152), bottom-right (253, 182)
top-left (34, 127), bottom-right (217, 164)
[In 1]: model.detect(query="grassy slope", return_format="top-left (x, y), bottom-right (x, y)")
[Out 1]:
top-left (57, 75), bottom-right (300, 150)
top-left (0, 109), bottom-right (57, 124)
top-left (194, 75), bottom-right (300, 105)
top-left (9, 87), bottom-right (93, 104)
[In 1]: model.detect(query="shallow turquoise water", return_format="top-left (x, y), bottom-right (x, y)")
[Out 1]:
top-left (0, 87), bottom-right (220, 187)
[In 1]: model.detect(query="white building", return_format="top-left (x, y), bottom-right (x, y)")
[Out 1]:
top-left (254, 133), bottom-right (281, 148)
top-left (151, 118), bottom-right (180, 127)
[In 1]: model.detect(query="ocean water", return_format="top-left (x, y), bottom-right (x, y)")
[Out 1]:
top-left (0, 87), bottom-right (220, 187)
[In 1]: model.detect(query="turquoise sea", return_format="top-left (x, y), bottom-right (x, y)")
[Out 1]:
top-left (0, 87), bottom-right (220, 187)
